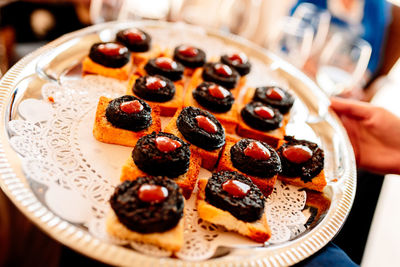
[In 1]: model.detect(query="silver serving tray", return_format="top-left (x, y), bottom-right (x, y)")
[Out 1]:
top-left (0, 21), bottom-right (356, 266)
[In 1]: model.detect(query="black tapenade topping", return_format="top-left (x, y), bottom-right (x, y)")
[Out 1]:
top-left (253, 86), bottom-right (295, 114)
top-left (230, 138), bottom-right (281, 178)
top-left (201, 62), bottom-right (239, 89)
top-left (89, 42), bottom-right (130, 68)
top-left (144, 57), bottom-right (184, 81)
top-left (205, 171), bottom-right (264, 222)
top-left (176, 106), bottom-right (225, 151)
top-left (116, 28), bottom-right (151, 52)
top-left (241, 101), bottom-right (283, 131)
top-left (220, 53), bottom-right (251, 76)
top-left (132, 75), bottom-right (175, 103)
top-left (110, 177), bottom-right (184, 233)
top-left (277, 136), bottom-right (324, 182)
top-left (133, 132), bottom-right (190, 178)
top-left (192, 82), bottom-right (234, 113)
top-left (173, 45), bottom-right (206, 68)
top-left (105, 95), bottom-right (152, 132)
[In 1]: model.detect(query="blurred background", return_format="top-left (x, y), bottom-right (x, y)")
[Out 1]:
top-left (0, 0), bottom-right (399, 99)
top-left (0, 0), bottom-right (400, 266)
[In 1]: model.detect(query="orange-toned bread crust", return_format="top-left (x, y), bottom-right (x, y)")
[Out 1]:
top-left (196, 178), bottom-right (271, 243)
top-left (93, 96), bottom-right (161, 147)
top-left (163, 108), bottom-right (224, 171)
top-left (304, 189), bottom-right (331, 227)
top-left (216, 136), bottom-right (277, 197)
top-left (130, 45), bottom-right (166, 66)
top-left (106, 209), bottom-right (184, 252)
top-left (278, 169), bottom-right (327, 192)
top-left (82, 56), bottom-right (132, 80)
top-left (240, 86), bottom-right (294, 111)
top-left (120, 150), bottom-right (201, 199)
top-left (183, 67), bottom-right (200, 77)
top-left (236, 86), bottom-right (290, 148)
top-left (241, 86), bottom-right (258, 105)
top-left (127, 74), bottom-right (183, 116)
top-left (236, 112), bottom-right (288, 149)
top-left (183, 75), bottom-right (239, 134)
top-left (276, 138), bottom-right (327, 192)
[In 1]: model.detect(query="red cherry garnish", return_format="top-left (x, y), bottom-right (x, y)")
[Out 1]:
top-left (228, 53), bottom-right (247, 65)
top-left (208, 84), bottom-right (230, 99)
top-left (155, 136), bottom-right (182, 153)
top-left (214, 63), bottom-right (232, 77)
top-left (254, 106), bottom-right (275, 119)
top-left (97, 43), bottom-right (128, 57)
top-left (266, 87), bottom-right (284, 101)
top-left (124, 29), bottom-right (145, 42)
top-left (155, 57), bottom-right (177, 70)
top-left (244, 141), bottom-right (271, 160)
top-left (178, 45), bottom-right (198, 57)
top-left (195, 115), bottom-right (218, 134)
top-left (146, 76), bottom-right (167, 90)
top-left (282, 145), bottom-right (313, 164)
top-left (222, 179), bottom-right (250, 198)
top-left (138, 184), bottom-right (168, 203)
top-left (120, 100), bottom-right (143, 114)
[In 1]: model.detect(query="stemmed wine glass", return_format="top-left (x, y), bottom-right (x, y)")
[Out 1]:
top-left (292, 2), bottom-right (331, 55)
top-left (267, 16), bottom-right (314, 69)
top-left (316, 32), bottom-right (372, 96)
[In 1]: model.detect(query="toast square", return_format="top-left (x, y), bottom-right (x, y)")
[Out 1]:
top-left (82, 56), bottom-right (132, 80)
top-left (216, 136), bottom-right (277, 197)
top-left (120, 150), bottom-right (201, 199)
top-left (106, 209), bottom-right (184, 252)
top-left (278, 170), bottom-right (327, 192)
top-left (93, 96), bottom-right (161, 147)
top-left (163, 108), bottom-right (224, 171)
top-left (183, 76), bottom-right (238, 134)
top-left (236, 113), bottom-right (288, 149)
top-left (196, 178), bottom-right (271, 243)
top-left (127, 74), bottom-right (184, 116)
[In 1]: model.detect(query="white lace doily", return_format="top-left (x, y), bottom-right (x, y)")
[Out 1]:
top-left (9, 75), bottom-right (308, 261)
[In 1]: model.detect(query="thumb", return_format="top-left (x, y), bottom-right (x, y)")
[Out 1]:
top-left (329, 97), bottom-right (372, 120)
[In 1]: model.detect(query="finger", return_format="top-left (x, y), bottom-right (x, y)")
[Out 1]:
top-left (329, 97), bottom-right (372, 120)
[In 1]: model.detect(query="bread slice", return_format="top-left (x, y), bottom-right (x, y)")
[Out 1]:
top-left (303, 189), bottom-right (331, 227)
top-left (236, 87), bottom-right (290, 148)
top-left (131, 44), bottom-right (166, 66)
top-left (82, 56), bottom-right (132, 80)
top-left (216, 136), bottom-right (277, 197)
top-left (106, 209), bottom-right (183, 252)
top-left (183, 73), bottom-right (238, 134)
top-left (183, 67), bottom-right (200, 77)
top-left (93, 96), bottom-right (161, 147)
top-left (120, 150), bottom-right (201, 199)
top-left (276, 137), bottom-right (327, 192)
top-left (236, 111), bottom-right (288, 149)
top-left (278, 170), bottom-right (326, 192)
top-left (163, 108), bottom-right (224, 171)
top-left (127, 74), bottom-right (184, 116)
top-left (196, 178), bottom-right (271, 243)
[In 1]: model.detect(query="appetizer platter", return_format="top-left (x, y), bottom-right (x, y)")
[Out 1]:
top-left (0, 21), bottom-right (356, 266)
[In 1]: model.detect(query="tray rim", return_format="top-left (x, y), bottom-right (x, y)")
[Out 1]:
top-left (0, 20), bottom-right (356, 266)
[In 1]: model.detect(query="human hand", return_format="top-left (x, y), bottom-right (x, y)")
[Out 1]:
top-left (330, 97), bottom-right (400, 175)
